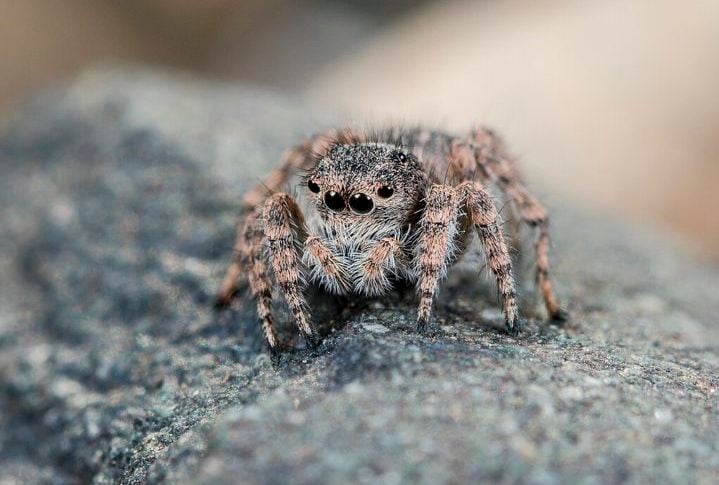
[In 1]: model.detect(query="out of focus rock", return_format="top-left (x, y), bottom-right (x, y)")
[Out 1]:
top-left (0, 68), bottom-right (717, 484)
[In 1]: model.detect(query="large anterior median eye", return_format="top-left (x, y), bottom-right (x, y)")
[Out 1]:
top-left (348, 193), bottom-right (374, 214)
top-left (324, 191), bottom-right (345, 212)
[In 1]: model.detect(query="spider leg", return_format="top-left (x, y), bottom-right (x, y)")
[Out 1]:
top-left (218, 131), bottom-right (342, 308)
top-left (217, 209), bottom-right (281, 349)
top-left (262, 193), bottom-right (317, 346)
top-left (358, 237), bottom-right (406, 296)
top-left (216, 224), bottom-right (245, 309)
top-left (458, 181), bottom-right (522, 335)
top-left (504, 183), bottom-right (567, 321)
top-left (416, 185), bottom-right (462, 332)
top-left (463, 128), bottom-right (568, 322)
top-left (216, 206), bottom-right (257, 308)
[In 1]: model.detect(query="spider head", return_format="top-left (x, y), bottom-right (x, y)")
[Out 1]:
top-left (305, 143), bottom-right (427, 227)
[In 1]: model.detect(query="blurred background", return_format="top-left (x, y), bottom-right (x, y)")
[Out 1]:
top-left (1, 0), bottom-right (717, 259)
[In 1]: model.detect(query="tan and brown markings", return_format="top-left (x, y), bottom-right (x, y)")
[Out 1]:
top-left (217, 127), bottom-right (568, 351)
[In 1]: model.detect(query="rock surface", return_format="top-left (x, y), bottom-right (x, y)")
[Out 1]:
top-left (0, 68), bottom-right (717, 484)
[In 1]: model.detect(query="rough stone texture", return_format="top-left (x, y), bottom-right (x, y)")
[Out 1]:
top-left (0, 68), bottom-right (717, 484)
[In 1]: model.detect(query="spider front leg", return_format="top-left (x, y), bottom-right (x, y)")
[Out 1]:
top-left (262, 193), bottom-right (318, 346)
top-left (416, 183), bottom-right (521, 335)
top-left (416, 185), bottom-right (462, 332)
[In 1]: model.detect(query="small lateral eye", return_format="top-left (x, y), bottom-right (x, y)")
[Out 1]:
top-left (377, 186), bottom-right (394, 198)
top-left (393, 151), bottom-right (407, 163)
top-left (307, 180), bottom-right (320, 193)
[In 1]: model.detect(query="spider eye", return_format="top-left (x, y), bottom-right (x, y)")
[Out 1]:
top-left (324, 191), bottom-right (345, 212)
top-left (349, 193), bottom-right (374, 214)
top-left (307, 180), bottom-right (320, 193)
top-left (377, 186), bottom-right (394, 199)
top-left (393, 151), bottom-right (407, 163)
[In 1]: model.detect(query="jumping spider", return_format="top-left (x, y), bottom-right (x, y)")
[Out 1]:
top-left (217, 127), bottom-right (567, 350)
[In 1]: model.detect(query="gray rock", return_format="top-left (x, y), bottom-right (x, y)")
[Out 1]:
top-left (0, 67), bottom-right (717, 484)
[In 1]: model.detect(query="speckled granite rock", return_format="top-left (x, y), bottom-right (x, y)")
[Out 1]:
top-left (0, 68), bottom-right (717, 484)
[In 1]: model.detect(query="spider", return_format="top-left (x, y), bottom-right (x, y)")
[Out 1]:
top-left (217, 127), bottom-right (568, 351)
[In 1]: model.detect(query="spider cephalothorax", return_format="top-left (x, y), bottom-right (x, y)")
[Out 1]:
top-left (307, 143), bottom-right (426, 223)
top-left (218, 127), bottom-right (568, 351)
top-left (301, 143), bottom-right (427, 298)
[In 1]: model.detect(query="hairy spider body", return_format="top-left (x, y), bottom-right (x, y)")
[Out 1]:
top-left (218, 127), bottom-right (567, 350)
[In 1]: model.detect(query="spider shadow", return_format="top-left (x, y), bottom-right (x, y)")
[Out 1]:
top-left (305, 268), bottom-right (527, 345)
top-left (201, 260), bottom-right (559, 367)
top-left (279, 282), bottom-right (419, 346)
